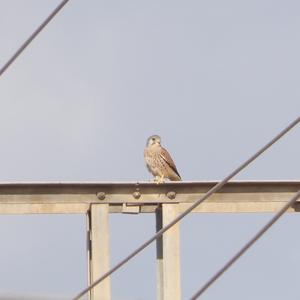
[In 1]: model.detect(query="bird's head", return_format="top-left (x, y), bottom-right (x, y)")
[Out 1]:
top-left (147, 135), bottom-right (161, 146)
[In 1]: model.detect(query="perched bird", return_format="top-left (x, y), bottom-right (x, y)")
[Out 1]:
top-left (144, 135), bottom-right (181, 183)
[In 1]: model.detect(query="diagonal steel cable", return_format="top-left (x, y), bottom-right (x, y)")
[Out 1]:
top-left (190, 188), bottom-right (300, 300)
top-left (0, 0), bottom-right (71, 77)
top-left (73, 116), bottom-right (300, 300)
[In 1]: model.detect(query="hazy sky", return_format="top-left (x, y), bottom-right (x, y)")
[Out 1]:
top-left (0, 0), bottom-right (300, 299)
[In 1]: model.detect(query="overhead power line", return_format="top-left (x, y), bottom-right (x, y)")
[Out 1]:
top-left (190, 188), bottom-right (300, 299)
top-left (73, 116), bottom-right (300, 300)
top-left (0, 0), bottom-right (71, 77)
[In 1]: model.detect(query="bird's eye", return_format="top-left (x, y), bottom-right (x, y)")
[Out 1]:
top-left (152, 138), bottom-right (155, 141)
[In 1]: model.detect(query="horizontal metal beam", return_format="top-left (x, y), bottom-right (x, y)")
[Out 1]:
top-left (0, 181), bottom-right (298, 214)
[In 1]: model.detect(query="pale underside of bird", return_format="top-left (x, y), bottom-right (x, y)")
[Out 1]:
top-left (144, 135), bottom-right (181, 183)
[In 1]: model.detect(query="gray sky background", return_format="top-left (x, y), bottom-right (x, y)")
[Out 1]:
top-left (0, 0), bottom-right (299, 299)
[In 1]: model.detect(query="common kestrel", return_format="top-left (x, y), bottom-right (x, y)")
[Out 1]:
top-left (144, 135), bottom-right (181, 183)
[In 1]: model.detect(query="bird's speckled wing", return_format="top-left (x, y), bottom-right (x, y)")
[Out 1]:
top-left (160, 147), bottom-right (181, 179)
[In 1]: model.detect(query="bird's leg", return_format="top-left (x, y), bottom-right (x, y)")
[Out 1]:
top-left (157, 174), bottom-right (165, 184)
top-left (154, 176), bottom-right (159, 183)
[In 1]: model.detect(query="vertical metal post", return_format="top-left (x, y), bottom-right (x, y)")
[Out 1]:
top-left (86, 212), bottom-right (91, 300)
top-left (162, 203), bottom-right (181, 300)
top-left (156, 206), bottom-right (163, 300)
top-left (89, 204), bottom-right (111, 300)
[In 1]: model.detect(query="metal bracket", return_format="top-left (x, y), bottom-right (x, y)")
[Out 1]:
top-left (122, 203), bottom-right (141, 214)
